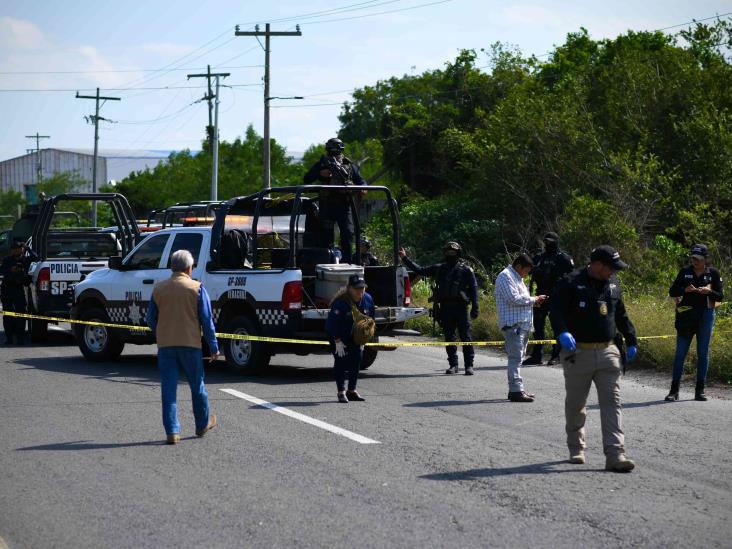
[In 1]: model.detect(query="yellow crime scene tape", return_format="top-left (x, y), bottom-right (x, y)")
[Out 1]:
top-left (0, 310), bottom-right (683, 348)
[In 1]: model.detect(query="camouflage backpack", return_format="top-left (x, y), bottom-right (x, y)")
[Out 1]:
top-left (350, 301), bottom-right (375, 346)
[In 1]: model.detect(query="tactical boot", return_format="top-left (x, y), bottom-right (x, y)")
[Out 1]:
top-left (665, 379), bottom-right (680, 401)
top-left (605, 455), bottom-right (635, 473)
top-left (695, 381), bottom-right (708, 401)
top-left (569, 450), bottom-right (585, 464)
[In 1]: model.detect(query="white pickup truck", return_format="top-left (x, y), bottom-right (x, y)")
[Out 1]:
top-left (26, 193), bottom-right (140, 341)
top-left (72, 185), bottom-right (427, 372)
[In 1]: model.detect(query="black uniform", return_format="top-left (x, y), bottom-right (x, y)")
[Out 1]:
top-left (402, 256), bottom-right (479, 369)
top-left (549, 268), bottom-right (637, 348)
top-left (0, 252), bottom-right (33, 344)
top-left (304, 155), bottom-right (367, 264)
top-left (361, 251), bottom-right (380, 266)
top-left (528, 249), bottom-right (574, 362)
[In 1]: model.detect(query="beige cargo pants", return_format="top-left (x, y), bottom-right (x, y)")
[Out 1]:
top-left (561, 345), bottom-right (625, 458)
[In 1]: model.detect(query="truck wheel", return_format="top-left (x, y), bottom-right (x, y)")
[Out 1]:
top-left (31, 319), bottom-right (49, 342)
top-left (361, 336), bottom-right (379, 370)
top-left (223, 315), bottom-right (270, 373)
top-left (75, 307), bottom-right (124, 361)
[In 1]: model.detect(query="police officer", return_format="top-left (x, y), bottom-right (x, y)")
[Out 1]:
top-left (304, 138), bottom-right (367, 264)
top-left (550, 245), bottom-right (638, 472)
top-left (326, 273), bottom-right (376, 403)
top-left (360, 237), bottom-right (380, 266)
top-left (0, 241), bottom-right (33, 345)
top-left (524, 232), bottom-right (574, 365)
top-left (399, 242), bottom-right (479, 375)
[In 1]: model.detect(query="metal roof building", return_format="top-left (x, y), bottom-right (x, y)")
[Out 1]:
top-left (0, 148), bottom-right (172, 203)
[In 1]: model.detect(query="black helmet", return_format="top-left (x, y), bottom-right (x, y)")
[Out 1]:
top-left (443, 241), bottom-right (462, 257)
top-left (360, 237), bottom-right (371, 248)
top-left (325, 137), bottom-right (345, 155)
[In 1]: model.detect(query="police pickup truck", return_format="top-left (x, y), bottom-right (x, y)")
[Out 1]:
top-left (26, 193), bottom-right (140, 341)
top-left (72, 185), bottom-right (427, 371)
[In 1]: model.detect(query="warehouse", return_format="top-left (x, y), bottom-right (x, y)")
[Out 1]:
top-left (0, 148), bottom-right (171, 203)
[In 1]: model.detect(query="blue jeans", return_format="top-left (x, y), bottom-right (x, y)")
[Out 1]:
top-left (672, 308), bottom-right (716, 383)
top-left (158, 347), bottom-right (210, 435)
top-left (502, 325), bottom-right (530, 392)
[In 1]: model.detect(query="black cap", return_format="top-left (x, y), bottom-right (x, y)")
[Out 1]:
top-left (347, 274), bottom-right (367, 288)
top-left (590, 245), bottom-right (628, 271)
top-left (443, 241), bottom-right (462, 256)
top-left (543, 231), bottom-right (559, 243)
top-left (360, 237), bottom-right (371, 247)
top-left (690, 243), bottom-right (708, 259)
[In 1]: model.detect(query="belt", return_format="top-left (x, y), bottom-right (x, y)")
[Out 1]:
top-left (576, 341), bottom-right (614, 350)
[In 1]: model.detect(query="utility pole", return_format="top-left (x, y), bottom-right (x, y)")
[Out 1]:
top-left (75, 88), bottom-right (120, 226)
top-left (188, 68), bottom-right (229, 201)
top-left (25, 132), bottom-right (50, 184)
top-left (235, 23), bottom-right (302, 189)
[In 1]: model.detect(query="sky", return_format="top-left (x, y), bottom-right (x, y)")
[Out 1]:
top-left (1, 0), bottom-right (730, 166)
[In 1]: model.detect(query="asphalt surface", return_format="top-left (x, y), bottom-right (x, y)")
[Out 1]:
top-left (1, 327), bottom-right (731, 548)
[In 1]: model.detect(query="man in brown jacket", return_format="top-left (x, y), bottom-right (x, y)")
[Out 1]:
top-left (145, 249), bottom-right (219, 444)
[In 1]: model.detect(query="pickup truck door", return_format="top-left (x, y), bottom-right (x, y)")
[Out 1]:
top-left (109, 232), bottom-right (172, 326)
top-left (164, 230), bottom-right (208, 281)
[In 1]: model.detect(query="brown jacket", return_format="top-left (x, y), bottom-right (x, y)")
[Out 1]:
top-left (151, 272), bottom-right (202, 349)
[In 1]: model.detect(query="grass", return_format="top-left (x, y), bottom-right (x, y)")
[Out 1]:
top-left (406, 279), bottom-right (732, 385)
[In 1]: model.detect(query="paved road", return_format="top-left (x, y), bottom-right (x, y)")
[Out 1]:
top-left (1, 327), bottom-right (730, 548)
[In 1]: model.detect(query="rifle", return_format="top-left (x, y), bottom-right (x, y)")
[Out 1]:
top-left (323, 156), bottom-right (353, 185)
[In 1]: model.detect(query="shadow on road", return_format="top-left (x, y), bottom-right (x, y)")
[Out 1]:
top-left (15, 439), bottom-right (177, 451)
top-left (421, 460), bottom-right (604, 479)
top-left (589, 400), bottom-right (672, 410)
top-left (403, 399), bottom-right (508, 407)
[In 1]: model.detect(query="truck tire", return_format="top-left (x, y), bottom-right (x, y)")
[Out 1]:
top-left (360, 335), bottom-right (379, 369)
top-left (31, 319), bottom-right (49, 343)
top-left (75, 307), bottom-right (124, 361)
top-left (222, 315), bottom-right (271, 373)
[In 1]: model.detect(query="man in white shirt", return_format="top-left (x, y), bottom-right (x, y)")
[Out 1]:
top-left (494, 253), bottom-right (547, 402)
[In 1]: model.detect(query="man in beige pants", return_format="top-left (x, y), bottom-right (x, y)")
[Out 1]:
top-left (549, 245), bottom-right (639, 472)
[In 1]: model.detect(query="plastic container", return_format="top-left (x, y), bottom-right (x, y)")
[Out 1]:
top-left (315, 264), bottom-right (364, 303)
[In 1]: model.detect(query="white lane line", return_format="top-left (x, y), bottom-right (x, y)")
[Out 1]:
top-left (220, 388), bottom-right (381, 445)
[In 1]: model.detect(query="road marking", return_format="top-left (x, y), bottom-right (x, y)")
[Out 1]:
top-left (220, 388), bottom-right (380, 445)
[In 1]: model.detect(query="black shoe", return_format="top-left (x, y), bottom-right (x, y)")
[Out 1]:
top-left (522, 357), bottom-right (543, 366)
top-left (464, 367), bottom-right (474, 376)
top-left (346, 390), bottom-right (365, 401)
top-left (695, 381), bottom-right (707, 402)
top-left (547, 357), bottom-right (560, 366)
top-left (445, 366), bottom-right (458, 375)
top-left (665, 379), bottom-right (680, 401)
top-left (508, 391), bottom-right (535, 402)
top-left (338, 393), bottom-right (349, 403)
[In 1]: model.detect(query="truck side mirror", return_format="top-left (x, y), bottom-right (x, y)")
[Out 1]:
top-left (108, 256), bottom-right (123, 270)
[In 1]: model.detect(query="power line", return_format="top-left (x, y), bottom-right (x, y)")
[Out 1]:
top-left (0, 83), bottom-right (261, 93)
top-left (300, 0), bottom-right (455, 25)
top-left (655, 11), bottom-right (732, 32)
top-left (235, 0), bottom-right (389, 26)
top-left (115, 27), bottom-right (236, 89)
top-left (0, 64), bottom-right (263, 76)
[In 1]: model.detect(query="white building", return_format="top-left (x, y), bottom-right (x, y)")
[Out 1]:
top-left (0, 148), bottom-right (173, 203)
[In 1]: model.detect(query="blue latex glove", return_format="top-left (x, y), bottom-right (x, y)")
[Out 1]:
top-left (626, 345), bottom-right (637, 362)
top-left (558, 332), bottom-right (576, 352)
